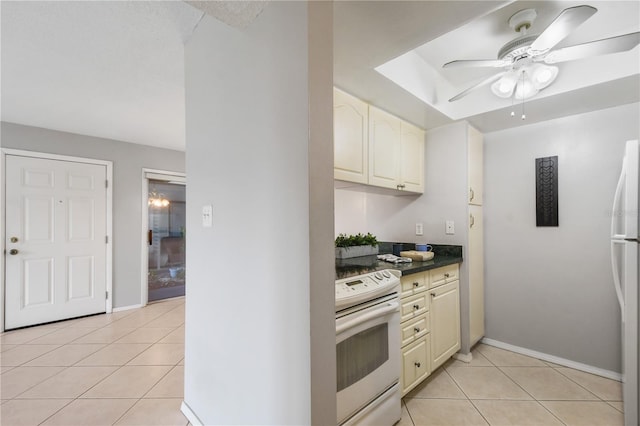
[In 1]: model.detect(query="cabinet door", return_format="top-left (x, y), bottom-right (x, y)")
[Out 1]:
top-left (400, 121), bottom-right (425, 193)
top-left (334, 88), bottom-right (368, 184)
top-left (469, 205), bottom-right (485, 345)
top-left (430, 281), bottom-right (461, 370)
top-left (401, 334), bottom-right (431, 396)
top-left (368, 106), bottom-right (401, 189)
top-left (468, 125), bottom-right (483, 205)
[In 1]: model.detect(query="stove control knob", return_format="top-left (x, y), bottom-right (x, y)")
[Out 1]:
top-left (374, 272), bottom-right (383, 280)
top-left (382, 270), bottom-right (391, 278)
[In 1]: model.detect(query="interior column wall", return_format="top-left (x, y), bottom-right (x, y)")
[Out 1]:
top-left (183, 2), bottom-right (334, 424)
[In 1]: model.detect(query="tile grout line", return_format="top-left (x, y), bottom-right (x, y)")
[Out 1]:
top-left (553, 366), bottom-right (619, 403)
top-left (470, 347), bottom-right (571, 426)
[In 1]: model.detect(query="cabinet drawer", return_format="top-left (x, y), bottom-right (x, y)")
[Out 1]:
top-left (401, 334), bottom-right (431, 396)
top-left (430, 264), bottom-right (459, 288)
top-left (401, 293), bottom-right (428, 323)
top-left (401, 314), bottom-right (429, 347)
top-left (400, 273), bottom-right (427, 298)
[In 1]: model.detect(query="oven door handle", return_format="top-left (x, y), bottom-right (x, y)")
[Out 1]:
top-left (336, 301), bottom-right (399, 335)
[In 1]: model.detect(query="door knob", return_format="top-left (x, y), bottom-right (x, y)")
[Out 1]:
top-left (9, 249), bottom-right (19, 255)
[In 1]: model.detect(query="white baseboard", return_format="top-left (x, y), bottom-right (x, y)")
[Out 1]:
top-left (112, 303), bottom-right (144, 313)
top-left (181, 401), bottom-right (202, 426)
top-left (481, 338), bottom-right (622, 381)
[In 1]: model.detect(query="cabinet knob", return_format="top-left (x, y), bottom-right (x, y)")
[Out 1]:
top-left (413, 282), bottom-right (419, 287)
top-left (414, 362), bottom-right (421, 368)
top-left (430, 292), bottom-right (436, 297)
top-left (9, 249), bottom-right (19, 255)
top-left (444, 273), bottom-right (449, 278)
top-left (397, 184), bottom-right (406, 190)
top-left (413, 304), bottom-right (420, 310)
top-left (10, 237), bottom-right (18, 243)
top-left (414, 327), bottom-right (420, 333)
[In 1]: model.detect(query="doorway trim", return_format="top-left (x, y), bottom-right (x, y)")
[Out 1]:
top-left (1, 148), bottom-right (114, 332)
top-left (141, 168), bottom-right (186, 306)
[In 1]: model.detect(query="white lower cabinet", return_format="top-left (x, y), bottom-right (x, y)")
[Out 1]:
top-left (430, 281), bottom-right (461, 370)
top-left (402, 334), bottom-right (431, 394)
top-left (400, 264), bottom-right (460, 396)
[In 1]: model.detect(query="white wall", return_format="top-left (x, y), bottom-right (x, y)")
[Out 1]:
top-left (183, 2), bottom-right (334, 424)
top-left (0, 122), bottom-right (185, 309)
top-left (484, 102), bottom-right (640, 373)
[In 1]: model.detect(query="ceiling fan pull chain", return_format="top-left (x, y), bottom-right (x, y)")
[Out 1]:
top-left (521, 70), bottom-right (526, 120)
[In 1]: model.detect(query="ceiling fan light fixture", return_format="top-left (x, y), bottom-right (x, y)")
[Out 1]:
top-left (531, 64), bottom-right (558, 89)
top-left (490, 72), bottom-right (518, 98)
top-left (514, 76), bottom-right (539, 100)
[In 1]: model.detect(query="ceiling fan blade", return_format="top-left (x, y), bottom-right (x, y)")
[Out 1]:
top-left (443, 59), bottom-right (511, 68)
top-left (449, 72), bottom-right (506, 102)
top-left (529, 5), bottom-right (597, 55)
top-left (544, 32), bottom-right (640, 64)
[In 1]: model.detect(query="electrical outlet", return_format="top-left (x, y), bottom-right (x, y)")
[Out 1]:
top-left (415, 222), bottom-right (424, 236)
top-left (445, 220), bottom-right (455, 235)
top-left (202, 205), bottom-right (213, 228)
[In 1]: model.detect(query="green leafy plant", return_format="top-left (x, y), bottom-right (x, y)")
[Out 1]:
top-left (335, 232), bottom-right (378, 248)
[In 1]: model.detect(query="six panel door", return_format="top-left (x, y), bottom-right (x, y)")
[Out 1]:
top-left (5, 155), bottom-right (108, 329)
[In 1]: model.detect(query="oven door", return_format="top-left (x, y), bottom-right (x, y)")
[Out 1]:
top-left (336, 298), bottom-right (400, 424)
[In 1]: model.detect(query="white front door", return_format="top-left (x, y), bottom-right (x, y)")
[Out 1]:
top-left (5, 155), bottom-right (108, 329)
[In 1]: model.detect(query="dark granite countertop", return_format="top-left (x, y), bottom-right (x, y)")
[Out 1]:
top-left (335, 244), bottom-right (463, 280)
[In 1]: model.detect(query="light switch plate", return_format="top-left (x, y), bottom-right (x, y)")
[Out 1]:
top-left (202, 205), bottom-right (213, 228)
top-left (415, 222), bottom-right (424, 236)
top-left (445, 220), bottom-right (455, 235)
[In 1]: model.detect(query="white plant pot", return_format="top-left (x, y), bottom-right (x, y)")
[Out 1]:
top-left (335, 245), bottom-right (379, 259)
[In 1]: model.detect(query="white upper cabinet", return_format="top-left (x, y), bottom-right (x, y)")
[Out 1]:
top-left (400, 121), bottom-right (425, 193)
top-left (334, 88), bottom-right (369, 184)
top-left (334, 88), bottom-right (425, 194)
top-left (368, 105), bottom-right (401, 190)
top-left (468, 125), bottom-right (483, 205)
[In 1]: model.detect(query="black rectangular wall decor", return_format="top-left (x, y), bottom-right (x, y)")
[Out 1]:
top-left (536, 156), bottom-right (559, 227)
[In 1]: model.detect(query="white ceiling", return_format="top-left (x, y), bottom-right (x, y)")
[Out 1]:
top-left (335, 0), bottom-right (640, 132)
top-left (1, 1), bottom-right (204, 151)
top-left (1, 1), bottom-right (639, 152)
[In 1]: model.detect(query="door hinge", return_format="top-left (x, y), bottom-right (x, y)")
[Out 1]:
top-left (105, 291), bottom-right (109, 300)
top-left (105, 235), bottom-right (109, 244)
top-left (105, 180), bottom-right (109, 188)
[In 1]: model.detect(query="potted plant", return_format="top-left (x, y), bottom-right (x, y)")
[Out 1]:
top-left (335, 232), bottom-right (379, 259)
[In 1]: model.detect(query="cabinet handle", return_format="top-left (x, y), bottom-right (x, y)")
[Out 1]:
top-left (470, 213), bottom-right (475, 228)
top-left (444, 273), bottom-right (449, 278)
top-left (470, 188), bottom-right (475, 202)
top-left (397, 184), bottom-right (406, 190)
top-left (413, 304), bottom-right (420, 310)
top-left (415, 362), bottom-right (421, 368)
top-left (414, 327), bottom-right (420, 333)
top-left (430, 292), bottom-right (436, 297)
top-left (413, 282), bottom-right (419, 287)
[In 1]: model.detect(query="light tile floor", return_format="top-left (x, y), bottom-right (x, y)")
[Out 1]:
top-left (399, 344), bottom-right (624, 426)
top-left (1, 298), bottom-right (624, 426)
top-left (0, 297), bottom-right (188, 426)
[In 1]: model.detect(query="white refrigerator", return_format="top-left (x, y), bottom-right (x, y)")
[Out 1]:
top-left (611, 139), bottom-right (639, 426)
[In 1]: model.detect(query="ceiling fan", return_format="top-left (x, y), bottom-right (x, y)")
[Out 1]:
top-left (445, 5), bottom-right (640, 102)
